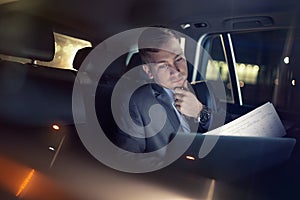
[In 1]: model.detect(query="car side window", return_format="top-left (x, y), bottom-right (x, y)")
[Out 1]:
top-left (230, 30), bottom-right (289, 107)
top-left (202, 35), bottom-right (234, 103)
top-left (201, 29), bottom-right (292, 110)
top-left (0, 32), bottom-right (92, 70)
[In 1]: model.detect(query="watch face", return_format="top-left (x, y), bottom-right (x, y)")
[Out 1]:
top-left (200, 106), bottom-right (211, 123)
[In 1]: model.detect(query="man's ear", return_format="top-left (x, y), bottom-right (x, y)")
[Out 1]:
top-left (142, 65), bottom-right (154, 79)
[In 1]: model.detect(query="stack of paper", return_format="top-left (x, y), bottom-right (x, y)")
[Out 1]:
top-left (204, 102), bottom-right (286, 137)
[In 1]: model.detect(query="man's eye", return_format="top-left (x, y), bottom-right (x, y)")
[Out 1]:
top-left (176, 57), bottom-right (184, 63)
top-left (159, 64), bottom-right (169, 70)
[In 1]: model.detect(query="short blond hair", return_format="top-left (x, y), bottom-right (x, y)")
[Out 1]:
top-left (138, 27), bottom-right (180, 64)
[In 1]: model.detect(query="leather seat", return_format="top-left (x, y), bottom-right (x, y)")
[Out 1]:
top-left (0, 13), bottom-right (74, 125)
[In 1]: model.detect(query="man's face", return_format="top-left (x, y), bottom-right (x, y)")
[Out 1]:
top-left (142, 37), bottom-right (188, 90)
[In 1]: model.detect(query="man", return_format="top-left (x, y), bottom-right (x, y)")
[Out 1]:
top-left (113, 27), bottom-right (215, 153)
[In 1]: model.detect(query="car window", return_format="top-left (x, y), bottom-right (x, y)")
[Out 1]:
top-left (231, 29), bottom-right (289, 107)
top-left (0, 32), bottom-right (92, 70)
top-left (204, 35), bottom-right (234, 103)
top-left (201, 29), bottom-right (292, 110)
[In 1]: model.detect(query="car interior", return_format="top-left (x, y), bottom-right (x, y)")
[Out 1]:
top-left (0, 0), bottom-right (300, 199)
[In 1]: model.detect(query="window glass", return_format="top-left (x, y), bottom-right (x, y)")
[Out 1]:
top-left (38, 32), bottom-right (92, 69)
top-left (204, 35), bottom-right (234, 103)
top-left (231, 29), bottom-right (289, 106)
top-left (201, 29), bottom-right (290, 109)
top-left (0, 32), bottom-right (92, 70)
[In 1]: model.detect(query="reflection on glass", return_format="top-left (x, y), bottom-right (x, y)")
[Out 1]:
top-left (16, 169), bottom-right (35, 197)
top-left (207, 60), bottom-right (260, 85)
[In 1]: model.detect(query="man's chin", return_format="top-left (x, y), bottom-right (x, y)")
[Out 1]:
top-left (171, 82), bottom-right (184, 89)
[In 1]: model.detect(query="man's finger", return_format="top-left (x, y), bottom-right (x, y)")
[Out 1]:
top-left (175, 104), bottom-right (181, 111)
top-left (173, 93), bottom-right (184, 100)
top-left (174, 98), bottom-right (183, 105)
top-left (183, 80), bottom-right (188, 89)
top-left (174, 87), bottom-right (187, 94)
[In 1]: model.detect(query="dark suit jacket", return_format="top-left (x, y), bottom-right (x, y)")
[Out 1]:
top-left (113, 81), bottom-right (215, 153)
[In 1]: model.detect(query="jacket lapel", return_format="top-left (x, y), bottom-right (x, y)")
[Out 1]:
top-left (150, 84), bottom-right (180, 132)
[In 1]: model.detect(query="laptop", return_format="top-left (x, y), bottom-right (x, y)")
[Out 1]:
top-left (166, 134), bottom-right (296, 181)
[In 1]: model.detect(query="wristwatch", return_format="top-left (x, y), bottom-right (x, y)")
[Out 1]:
top-left (195, 105), bottom-right (211, 124)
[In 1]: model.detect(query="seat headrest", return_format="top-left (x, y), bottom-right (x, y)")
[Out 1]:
top-left (0, 12), bottom-right (54, 61)
top-left (72, 47), bottom-right (93, 70)
top-left (125, 52), bottom-right (149, 81)
top-left (127, 52), bottom-right (143, 71)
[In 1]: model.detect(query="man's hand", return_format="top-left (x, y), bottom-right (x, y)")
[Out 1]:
top-left (173, 86), bottom-right (203, 118)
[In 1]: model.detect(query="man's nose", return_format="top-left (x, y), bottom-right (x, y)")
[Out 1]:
top-left (169, 63), bottom-right (180, 74)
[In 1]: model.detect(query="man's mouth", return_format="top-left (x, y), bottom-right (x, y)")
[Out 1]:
top-left (172, 79), bottom-right (182, 83)
top-left (171, 76), bottom-right (184, 84)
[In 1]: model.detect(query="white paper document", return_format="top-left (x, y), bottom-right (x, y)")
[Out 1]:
top-left (204, 102), bottom-right (286, 137)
